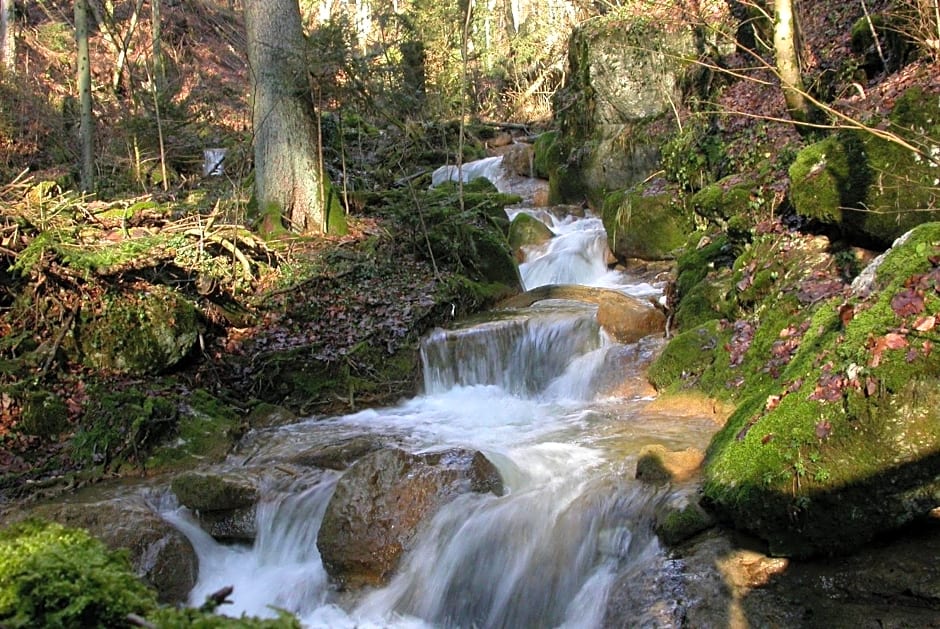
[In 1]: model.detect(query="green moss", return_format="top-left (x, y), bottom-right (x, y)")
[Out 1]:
top-left (654, 502), bottom-right (713, 546)
top-left (0, 520), bottom-right (157, 628)
top-left (533, 131), bottom-right (562, 180)
top-left (147, 606), bottom-right (301, 628)
top-left (702, 223), bottom-right (940, 556)
top-left (19, 391), bottom-right (69, 438)
top-left (690, 177), bottom-right (756, 223)
top-left (508, 212), bottom-right (554, 253)
top-left (145, 389), bottom-right (245, 472)
top-left (71, 387), bottom-right (179, 471)
top-left (78, 285), bottom-right (199, 375)
top-left (789, 132), bottom-right (869, 226)
top-left (648, 320), bottom-right (723, 391)
top-left (790, 90), bottom-right (940, 246)
top-left (602, 188), bottom-right (692, 261)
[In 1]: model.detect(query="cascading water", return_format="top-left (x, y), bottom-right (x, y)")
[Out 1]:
top-left (163, 155), bottom-right (719, 628)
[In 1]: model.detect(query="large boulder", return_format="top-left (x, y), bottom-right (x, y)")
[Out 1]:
top-left (317, 447), bottom-right (504, 588)
top-left (508, 212), bottom-right (554, 259)
top-left (75, 284), bottom-right (199, 375)
top-left (701, 223), bottom-right (940, 556)
top-left (551, 14), bottom-right (712, 202)
top-left (789, 87), bottom-right (940, 248)
top-left (602, 184), bottom-right (693, 261)
top-left (14, 497), bottom-right (197, 603)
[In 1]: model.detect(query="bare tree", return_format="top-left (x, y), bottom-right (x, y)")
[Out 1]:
top-left (0, 0), bottom-right (14, 74)
top-left (245, 0), bottom-right (346, 235)
top-left (76, 0), bottom-right (95, 192)
top-left (773, 0), bottom-right (819, 127)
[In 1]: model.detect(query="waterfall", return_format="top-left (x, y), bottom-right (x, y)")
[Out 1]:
top-left (163, 156), bottom-right (713, 628)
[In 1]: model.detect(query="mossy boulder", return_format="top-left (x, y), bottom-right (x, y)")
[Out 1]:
top-left (5, 497), bottom-right (197, 605)
top-left (602, 186), bottom-right (693, 261)
top-left (653, 497), bottom-right (715, 547)
top-left (690, 176), bottom-right (757, 224)
top-left (533, 131), bottom-right (562, 180)
top-left (702, 223), bottom-right (940, 556)
top-left (508, 212), bottom-right (554, 258)
top-left (77, 284), bottom-right (199, 375)
top-left (552, 14), bottom-right (704, 202)
top-left (145, 389), bottom-right (246, 472)
top-left (789, 88), bottom-right (940, 248)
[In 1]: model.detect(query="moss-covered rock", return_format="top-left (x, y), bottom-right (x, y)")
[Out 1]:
top-left (702, 223), bottom-right (940, 556)
top-left (145, 389), bottom-right (246, 472)
top-left (551, 13), bottom-right (707, 202)
top-left (789, 88), bottom-right (940, 248)
top-left (690, 176), bottom-right (758, 224)
top-left (602, 186), bottom-right (693, 261)
top-left (76, 284), bottom-right (199, 375)
top-left (18, 391), bottom-right (69, 438)
top-left (653, 498), bottom-right (715, 547)
top-left (508, 212), bottom-right (554, 257)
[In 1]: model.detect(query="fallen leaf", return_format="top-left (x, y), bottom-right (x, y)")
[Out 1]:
top-left (914, 315), bottom-right (936, 332)
top-left (890, 287), bottom-right (925, 317)
top-left (815, 420), bottom-right (832, 440)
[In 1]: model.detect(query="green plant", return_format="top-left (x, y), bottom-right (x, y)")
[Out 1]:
top-left (0, 520), bottom-right (157, 628)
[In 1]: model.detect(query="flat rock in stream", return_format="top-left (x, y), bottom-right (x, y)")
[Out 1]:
top-left (317, 447), bottom-right (504, 588)
top-left (500, 284), bottom-right (666, 343)
top-left (171, 472), bottom-right (259, 542)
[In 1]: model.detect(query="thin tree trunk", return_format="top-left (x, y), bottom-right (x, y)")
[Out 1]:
top-left (774, 0), bottom-right (818, 127)
top-left (1, 0), bottom-right (15, 73)
top-left (245, 0), bottom-right (344, 235)
top-left (151, 0), bottom-right (164, 95)
top-left (76, 0), bottom-right (96, 192)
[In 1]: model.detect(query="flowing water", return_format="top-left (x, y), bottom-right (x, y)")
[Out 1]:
top-left (163, 155), bottom-right (721, 628)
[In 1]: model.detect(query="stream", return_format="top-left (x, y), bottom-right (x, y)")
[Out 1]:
top-left (161, 155), bottom-right (723, 628)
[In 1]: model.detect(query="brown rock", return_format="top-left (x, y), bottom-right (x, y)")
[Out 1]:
top-left (635, 444), bottom-right (704, 483)
top-left (22, 498), bottom-right (197, 603)
top-left (317, 447), bottom-right (503, 588)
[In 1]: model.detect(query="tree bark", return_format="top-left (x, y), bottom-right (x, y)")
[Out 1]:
top-left (773, 0), bottom-right (818, 127)
top-left (244, 0), bottom-right (345, 235)
top-left (0, 0), bottom-right (14, 73)
top-left (76, 0), bottom-right (96, 192)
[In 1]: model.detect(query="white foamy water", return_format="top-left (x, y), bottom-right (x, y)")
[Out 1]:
top-left (163, 157), bottom-right (711, 628)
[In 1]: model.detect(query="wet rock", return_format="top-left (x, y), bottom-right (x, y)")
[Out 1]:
top-left (500, 284), bottom-right (666, 343)
top-left (171, 472), bottom-right (259, 542)
top-left (501, 143), bottom-right (535, 177)
top-left (287, 436), bottom-right (383, 470)
top-left (594, 291), bottom-right (666, 344)
top-left (246, 402), bottom-right (297, 429)
top-left (635, 444), bottom-right (704, 484)
top-left (652, 493), bottom-right (714, 547)
top-left (508, 213), bottom-right (554, 260)
top-left (17, 497), bottom-right (197, 604)
top-left (317, 447), bottom-right (504, 588)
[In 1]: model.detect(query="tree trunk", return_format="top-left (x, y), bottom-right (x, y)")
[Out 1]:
top-left (773, 0), bottom-right (818, 127)
top-left (0, 0), bottom-right (14, 73)
top-left (244, 0), bottom-right (345, 235)
top-left (151, 0), bottom-right (164, 95)
top-left (75, 0), bottom-right (95, 192)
